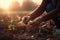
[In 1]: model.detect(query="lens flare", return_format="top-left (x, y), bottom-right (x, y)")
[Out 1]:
top-left (0, 0), bottom-right (24, 10)
top-left (0, 0), bottom-right (15, 10)
top-left (0, 0), bottom-right (42, 10)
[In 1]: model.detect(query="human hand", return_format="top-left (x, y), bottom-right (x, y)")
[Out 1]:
top-left (22, 16), bottom-right (30, 24)
top-left (30, 17), bottom-right (43, 27)
top-left (30, 19), bottom-right (40, 27)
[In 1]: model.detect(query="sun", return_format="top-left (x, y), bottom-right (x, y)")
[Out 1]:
top-left (0, 0), bottom-right (42, 10)
top-left (0, 0), bottom-right (24, 10)
top-left (0, 0), bottom-right (15, 10)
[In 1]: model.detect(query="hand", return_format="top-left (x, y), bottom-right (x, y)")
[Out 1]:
top-left (22, 16), bottom-right (30, 24)
top-left (30, 21), bottom-right (38, 27)
top-left (30, 19), bottom-right (40, 27)
top-left (30, 17), bottom-right (43, 27)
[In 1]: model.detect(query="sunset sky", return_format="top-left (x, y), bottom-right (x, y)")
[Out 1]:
top-left (0, 0), bottom-right (42, 10)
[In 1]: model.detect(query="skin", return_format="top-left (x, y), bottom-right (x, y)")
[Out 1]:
top-left (29, 0), bottom-right (60, 26)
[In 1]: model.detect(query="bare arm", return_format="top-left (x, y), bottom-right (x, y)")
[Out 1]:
top-left (42, 0), bottom-right (60, 21)
top-left (35, 0), bottom-right (60, 24)
top-left (29, 0), bottom-right (48, 20)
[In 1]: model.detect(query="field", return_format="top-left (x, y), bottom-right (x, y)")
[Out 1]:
top-left (0, 11), bottom-right (60, 40)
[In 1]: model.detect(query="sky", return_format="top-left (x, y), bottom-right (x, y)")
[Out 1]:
top-left (0, 0), bottom-right (42, 10)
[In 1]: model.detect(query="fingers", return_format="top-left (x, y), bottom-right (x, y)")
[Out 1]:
top-left (22, 16), bottom-right (30, 24)
top-left (29, 21), bottom-right (39, 27)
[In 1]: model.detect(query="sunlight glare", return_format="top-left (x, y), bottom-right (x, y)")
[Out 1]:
top-left (0, 0), bottom-right (15, 10)
top-left (0, 0), bottom-right (42, 10)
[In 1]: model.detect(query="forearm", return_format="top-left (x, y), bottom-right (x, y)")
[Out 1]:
top-left (42, 0), bottom-right (60, 21)
top-left (43, 9), bottom-right (58, 21)
top-left (33, 9), bottom-right (59, 25)
top-left (37, 0), bottom-right (60, 24)
top-left (29, 0), bottom-right (47, 20)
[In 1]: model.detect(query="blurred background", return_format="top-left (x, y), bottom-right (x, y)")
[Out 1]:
top-left (0, 0), bottom-right (45, 40)
top-left (0, 0), bottom-right (42, 14)
top-left (0, 0), bottom-right (42, 29)
top-left (0, 0), bottom-right (42, 23)
top-left (0, 0), bottom-right (59, 40)
top-left (0, 0), bottom-right (43, 28)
